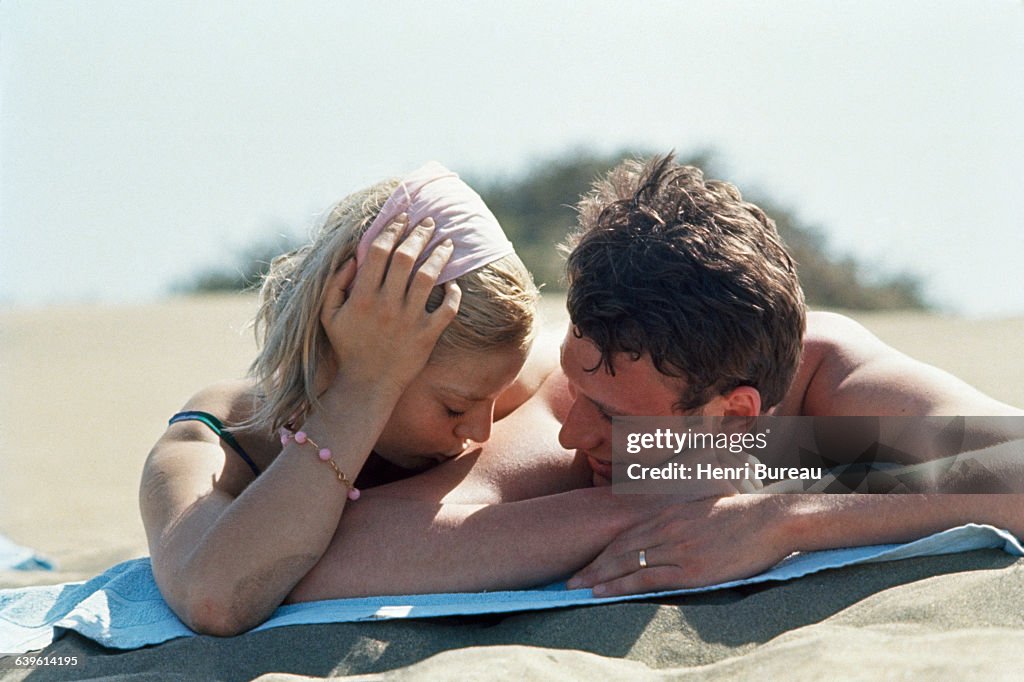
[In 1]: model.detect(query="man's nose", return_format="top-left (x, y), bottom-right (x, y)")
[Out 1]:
top-left (558, 399), bottom-right (600, 451)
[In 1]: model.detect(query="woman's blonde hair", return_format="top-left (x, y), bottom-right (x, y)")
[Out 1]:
top-left (245, 178), bottom-right (538, 433)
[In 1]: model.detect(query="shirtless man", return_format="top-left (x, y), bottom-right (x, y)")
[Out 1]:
top-left (290, 155), bottom-right (1024, 601)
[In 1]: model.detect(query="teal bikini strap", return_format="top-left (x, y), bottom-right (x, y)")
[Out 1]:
top-left (168, 410), bottom-right (261, 477)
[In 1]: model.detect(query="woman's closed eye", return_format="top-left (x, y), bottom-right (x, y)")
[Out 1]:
top-left (445, 406), bottom-right (466, 419)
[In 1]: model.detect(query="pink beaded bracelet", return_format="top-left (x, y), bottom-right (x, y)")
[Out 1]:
top-left (279, 426), bottom-right (360, 500)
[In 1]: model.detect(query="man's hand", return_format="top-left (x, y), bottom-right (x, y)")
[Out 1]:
top-left (566, 495), bottom-right (793, 596)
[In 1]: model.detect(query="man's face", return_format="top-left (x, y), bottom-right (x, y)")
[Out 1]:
top-left (558, 326), bottom-right (688, 485)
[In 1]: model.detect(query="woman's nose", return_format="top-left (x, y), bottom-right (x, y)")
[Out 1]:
top-left (455, 405), bottom-right (494, 443)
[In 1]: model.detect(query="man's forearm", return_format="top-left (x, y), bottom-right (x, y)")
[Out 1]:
top-left (286, 486), bottom-right (659, 600)
top-left (784, 493), bottom-right (1024, 553)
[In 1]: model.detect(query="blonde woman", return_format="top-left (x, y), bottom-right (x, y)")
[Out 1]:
top-left (140, 163), bottom-right (544, 636)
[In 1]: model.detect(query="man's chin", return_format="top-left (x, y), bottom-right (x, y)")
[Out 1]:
top-left (592, 471), bottom-right (612, 487)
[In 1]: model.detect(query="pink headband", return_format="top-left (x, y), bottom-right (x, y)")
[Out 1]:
top-left (354, 161), bottom-right (514, 284)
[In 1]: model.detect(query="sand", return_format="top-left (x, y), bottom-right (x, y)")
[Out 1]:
top-left (2, 295), bottom-right (1023, 679)
top-left (1, 295), bottom-right (258, 581)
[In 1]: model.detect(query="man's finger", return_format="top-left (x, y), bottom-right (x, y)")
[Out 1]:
top-left (568, 543), bottom-right (658, 588)
top-left (591, 565), bottom-right (689, 597)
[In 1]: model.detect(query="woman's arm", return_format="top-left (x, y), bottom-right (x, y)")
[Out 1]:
top-left (140, 377), bottom-right (398, 636)
top-left (142, 216), bottom-right (460, 636)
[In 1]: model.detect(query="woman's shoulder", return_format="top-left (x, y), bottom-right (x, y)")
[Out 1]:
top-left (149, 378), bottom-right (273, 492)
top-left (178, 378), bottom-right (261, 426)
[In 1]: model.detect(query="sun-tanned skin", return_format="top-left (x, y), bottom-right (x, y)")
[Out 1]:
top-left (282, 310), bottom-right (1024, 601)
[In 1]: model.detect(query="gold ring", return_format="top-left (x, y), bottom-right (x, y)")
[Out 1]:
top-left (638, 549), bottom-right (648, 569)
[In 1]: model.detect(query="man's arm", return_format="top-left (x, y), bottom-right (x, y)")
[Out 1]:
top-left (285, 369), bottom-right (622, 599)
top-left (286, 486), bottom-right (661, 599)
top-left (286, 372), bottom-right (761, 600)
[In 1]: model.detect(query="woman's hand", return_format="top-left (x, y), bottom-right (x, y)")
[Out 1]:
top-left (320, 214), bottom-right (461, 398)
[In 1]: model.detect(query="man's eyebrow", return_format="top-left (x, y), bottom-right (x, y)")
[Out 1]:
top-left (589, 395), bottom-right (627, 417)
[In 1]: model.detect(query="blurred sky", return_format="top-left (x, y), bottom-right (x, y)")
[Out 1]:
top-left (2, 0), bottom-right (1022, 316)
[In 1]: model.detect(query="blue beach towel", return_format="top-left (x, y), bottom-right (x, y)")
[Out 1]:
top-left (0, 534), bottom-right (54, 572)
top-left (1, 524), bottom-right (1020, 654)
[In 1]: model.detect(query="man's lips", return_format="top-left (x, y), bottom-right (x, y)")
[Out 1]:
top-left (585, 454), bottom-right (613, 480)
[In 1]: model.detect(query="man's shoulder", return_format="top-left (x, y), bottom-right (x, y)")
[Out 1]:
top-left (772, 312), bottom-right (875, 416)
top-left (803, 311), bottom-right (883, 352)
top-left (784, 311), bottom-right (1021, 417)
top-left (800, 311), bottom-right (903, 376)
top-left (536, 367), bottom-right (572, 424)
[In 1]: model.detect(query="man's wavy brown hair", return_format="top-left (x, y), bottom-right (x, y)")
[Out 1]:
top-left (563, 154), bottom-right (806, 411)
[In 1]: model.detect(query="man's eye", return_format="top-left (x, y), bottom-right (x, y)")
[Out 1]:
top-left (446, 408), bottom-right (466, 419)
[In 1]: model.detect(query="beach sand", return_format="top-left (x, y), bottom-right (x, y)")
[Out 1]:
top-left (2, 295), bottom-right (1023, 679)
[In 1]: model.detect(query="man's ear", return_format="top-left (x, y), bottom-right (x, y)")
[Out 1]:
top-left (721, 386), bottom-right (762, 417)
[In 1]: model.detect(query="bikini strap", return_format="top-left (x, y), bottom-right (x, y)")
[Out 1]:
top-left (168, 410), bottom-right (261, 477)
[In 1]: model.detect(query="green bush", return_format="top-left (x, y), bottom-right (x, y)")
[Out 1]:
top-left (182, 149), bottom-right (928, 311)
